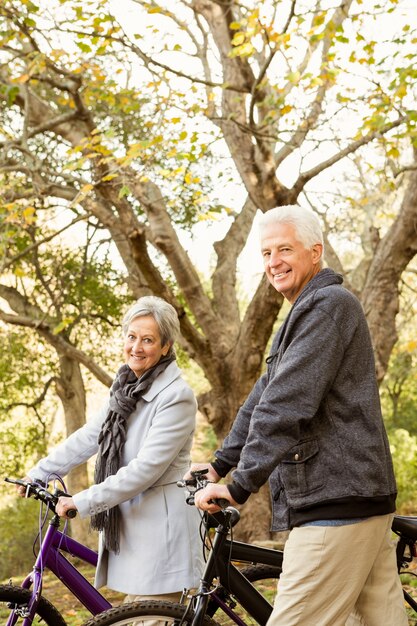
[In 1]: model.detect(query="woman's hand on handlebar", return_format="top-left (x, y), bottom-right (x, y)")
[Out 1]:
top-left (183, 463), bottom-right (221, 483)
top-left (16, 477), bottom-right (32, 497)
top-left (194, 482), bottom-right (237, 513)
top-left (56, 495), bottom-right (78, 518)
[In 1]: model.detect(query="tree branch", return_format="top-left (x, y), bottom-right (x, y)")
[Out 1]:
top-left (2, 213), bottom-right (88, 271)
top-left (0, 293), bottom-right (113, 388)
top-left (292, 116), bottom-right (406, 194)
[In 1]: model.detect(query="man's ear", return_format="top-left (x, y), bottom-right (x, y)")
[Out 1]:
top-left (312, 243), bottom-right (323, 264)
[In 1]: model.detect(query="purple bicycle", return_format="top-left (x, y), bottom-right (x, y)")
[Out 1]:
top-left (2, 477), bottom-right (113, 625)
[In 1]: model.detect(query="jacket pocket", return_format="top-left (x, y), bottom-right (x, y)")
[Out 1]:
top-left (280, 438), bottom-right (324, 497)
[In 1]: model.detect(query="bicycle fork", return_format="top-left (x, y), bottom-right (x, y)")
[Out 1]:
top-left (7, 516), bottom-right (60, 626)
top-left (192, 516), bottom-right (233, 626)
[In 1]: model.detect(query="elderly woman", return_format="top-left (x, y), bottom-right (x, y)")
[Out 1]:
top-left (17, 296), bottom-right (203, 602)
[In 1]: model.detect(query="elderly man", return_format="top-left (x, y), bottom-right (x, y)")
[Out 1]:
top-left (189, 205), bottom-right (407, 625)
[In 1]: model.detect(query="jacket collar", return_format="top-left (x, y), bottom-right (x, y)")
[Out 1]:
top-left (141, 360), bottom-right (181, 402)
top-left (293, 267), bottom-right (343, 306)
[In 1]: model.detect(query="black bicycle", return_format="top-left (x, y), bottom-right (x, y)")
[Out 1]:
top-left (81, 471), bottom-right (417, 626)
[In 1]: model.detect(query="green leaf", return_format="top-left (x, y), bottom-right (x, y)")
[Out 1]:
top-left (52, 318), bottom-right (75, 335)
top-left (118, 185), bottom-right (131, 198)
top-left (6, 86), bottom-right (20, 106)
top-left (76, 42), bottom-right (92, 53)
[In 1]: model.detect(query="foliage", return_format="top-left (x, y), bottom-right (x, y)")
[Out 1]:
top-left (0, 329), bottom-right (55, 476)
top-left (191, 413), bottom-right (218, 463)
top-left (382, 345), bottom-right (417, 435)
top-left (380, 268), bottom-right (417, 436)
top-left (388, 428), bottom-right (417, 514)
top-left (0, 496), bottom-right (41, 582)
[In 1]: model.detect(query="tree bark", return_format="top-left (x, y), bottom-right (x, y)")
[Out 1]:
top-left (55, 356), bottom-right (95, 548)
top-left (361, 162), bottom-right (417, 382)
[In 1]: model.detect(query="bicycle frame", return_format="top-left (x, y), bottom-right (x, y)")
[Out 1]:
top-left (213, 539), bottom-right (281, 625)
top-left (8, 512), bottom-right (111, 626)
top-left (193, 511), bottom-right (283, 626)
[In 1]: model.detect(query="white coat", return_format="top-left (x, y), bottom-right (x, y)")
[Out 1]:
top-left (28, 361), bottom-right (205, 595)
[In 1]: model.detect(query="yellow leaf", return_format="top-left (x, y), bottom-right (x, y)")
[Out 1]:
top-left (310, 77), bottom-right (324, 87)
top-left (23, 206), bottom-right (35, 218)
top-left (232, 32), bottom-right (245, 46)
top-left (395, 84), bottom-right (407, 99)
top-left (287, 71), bottom-right (300, 84)
top-left (280, 105), bottom-right (293, 115)
top-left (52, 318), bottom-right (75, 335)
top-left (231, 42), bottom-right (254, 57)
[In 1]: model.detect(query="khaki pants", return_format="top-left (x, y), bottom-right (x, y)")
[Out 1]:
top-left (125, 592), bottom-right (183, 603)
top-left (267, 514), bottom-right (408, 626)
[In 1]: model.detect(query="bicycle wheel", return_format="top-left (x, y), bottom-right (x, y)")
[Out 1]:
top-left (0, 584), bottom-right (67, 625)
top-left (81, 600), bottom-right (221, 626)
top-left (240, 563), bottom-right (281, 597)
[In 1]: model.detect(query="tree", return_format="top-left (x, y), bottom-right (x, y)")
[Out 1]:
top-left (0, 228), bottom-right (130, 543)
top-left (1, 0), bottom-right (417, 538)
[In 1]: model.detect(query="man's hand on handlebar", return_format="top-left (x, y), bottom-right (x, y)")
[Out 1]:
top-left (183, 463), bottom-right (221, 483)
top-left (194, 482), bottom-right (237, 513)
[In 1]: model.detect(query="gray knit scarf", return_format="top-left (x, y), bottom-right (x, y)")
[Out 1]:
top-left (91, 354), bottom-right (175, 553)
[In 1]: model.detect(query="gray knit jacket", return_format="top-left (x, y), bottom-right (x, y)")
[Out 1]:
top-left (213, 268), bottom-right (397, 531)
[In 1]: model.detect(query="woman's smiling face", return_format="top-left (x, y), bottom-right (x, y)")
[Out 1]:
top-left (123, 315), bottom-right (170, 378)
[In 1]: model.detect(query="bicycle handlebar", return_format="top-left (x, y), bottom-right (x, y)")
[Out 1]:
top-left (177, 469), bottom-right (240, 524)
top-left (4, 477), bottom-right (77, 518)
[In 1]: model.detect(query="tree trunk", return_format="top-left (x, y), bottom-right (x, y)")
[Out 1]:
top-left (361, 164), bottom-right (417, 382)
top-left (55, 355), bottom-right (96, 548)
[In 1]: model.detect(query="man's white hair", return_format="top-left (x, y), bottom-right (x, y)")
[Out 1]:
top-left (259, 205), bottom-right (324, 263)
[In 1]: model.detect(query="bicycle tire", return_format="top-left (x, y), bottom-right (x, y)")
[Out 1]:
top-left (0, 583), bottom-right (67, 625)
top-left (81, 600), bottom-right (221, 626)
top-left (239, 563), bottom-right (282, 583)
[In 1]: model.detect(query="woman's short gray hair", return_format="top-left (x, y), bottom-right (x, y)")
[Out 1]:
top-left (122, 296), bottom-right (180, 357)
top-left (259, 204), bottom-right (324, 253)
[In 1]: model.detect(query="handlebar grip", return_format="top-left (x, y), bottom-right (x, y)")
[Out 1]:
top-left (210, 497), bottom-right (230, 509)
top-left (66, 509), bottom-right (77, 518)
top-left (4, 477), bottom-right (27, 487)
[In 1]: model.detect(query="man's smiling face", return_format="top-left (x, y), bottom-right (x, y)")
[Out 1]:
top-left (261, 222), bottom-right (322, 304)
